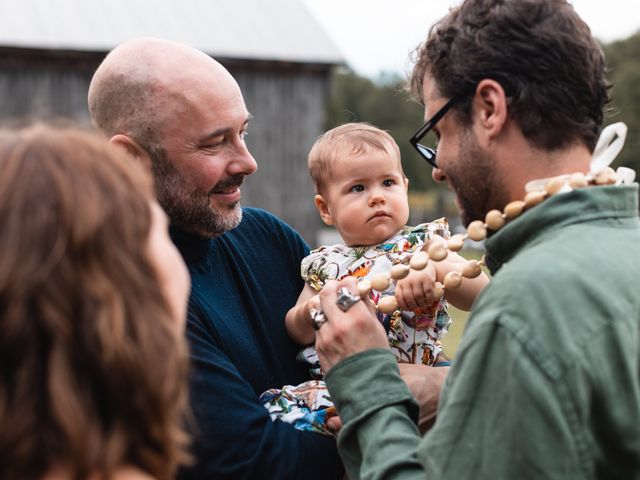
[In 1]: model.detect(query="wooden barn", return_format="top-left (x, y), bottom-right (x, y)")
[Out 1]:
top-left (0, 0), bottom-right (344, 244)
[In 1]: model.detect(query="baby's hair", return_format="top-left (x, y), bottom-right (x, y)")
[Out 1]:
top-left (308, 122), bottom-right (403, 195)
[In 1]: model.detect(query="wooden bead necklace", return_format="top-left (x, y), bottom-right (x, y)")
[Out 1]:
top-left (359, 165), bottom-right (632, 314)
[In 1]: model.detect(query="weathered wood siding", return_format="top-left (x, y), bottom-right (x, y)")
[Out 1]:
top-left (0, 49), bottom-right (331, 244)
top-left (231, 66), bottom-right (328, 244)
top-left (0, 49), bottom-right (98, 123)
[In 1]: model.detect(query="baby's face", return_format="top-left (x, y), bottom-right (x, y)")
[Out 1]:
top-left (320, 150), bottom-right (409, 246)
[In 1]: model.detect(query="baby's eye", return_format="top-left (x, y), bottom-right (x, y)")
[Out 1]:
top-left (382, 179), bottom-right (395, 187)
top-left (350, 184), bottom-right (365, 193)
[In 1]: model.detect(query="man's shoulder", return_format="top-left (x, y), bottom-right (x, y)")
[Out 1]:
top-left (232, 207), bottom-right (308, 253)
top-left (470, 225), bottom-right (639, 375)
top-left (236, 207), bottom-right (294, 235)
top-left (237, 206), bottom-right (277, 227)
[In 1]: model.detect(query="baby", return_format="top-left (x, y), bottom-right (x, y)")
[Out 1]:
top-left (260, 123), bottom-right (488, 434)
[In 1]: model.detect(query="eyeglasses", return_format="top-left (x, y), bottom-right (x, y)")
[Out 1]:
top-left (409, 96), bottom-right (460, 168)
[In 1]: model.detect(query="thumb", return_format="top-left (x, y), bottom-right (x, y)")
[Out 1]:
top-left (327, 415), bottom-right (343, 433)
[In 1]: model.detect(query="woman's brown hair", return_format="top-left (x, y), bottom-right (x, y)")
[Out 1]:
top-left (0, 124), bottom-right (189, 480)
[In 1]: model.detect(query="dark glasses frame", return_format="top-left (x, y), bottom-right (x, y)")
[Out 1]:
top-left (409, 95), bottom-right (460, 168)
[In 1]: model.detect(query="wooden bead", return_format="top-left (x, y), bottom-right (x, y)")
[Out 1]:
top-left (427, 241), bottom-right (448, 261)
top-left (390, 264), bottom-right (410, 280)
top-left (545, 176), bottom-right (566, 196)
top-left (461, 260), bottom-right (482, 278)
top-left (595, 167), bottom-right (616, 185)
top-left (569, 172), bottom-right (588, 189)
top-left (432, 282), bottom-right (444, 300)
top-left (485, 209), bottom-right (505, 230)
top-left (443, 271), bottom-right (462, 289)
top-left (357, 280), bottom-right (372, 298)
top-left (447, 234), bottom-right (465, 252)
top-left (409, 251), bottom-right (429, 270)
top-left (370, 273), bottom-right (390, 291)
top-left (378, 295), bottom-right (398, 314)
top-left (524, 190), bottom-right (545, 208)
top-left (467, 220), bottom-right (487, 241)
top-left (504, 200), bottom-right (525, 219)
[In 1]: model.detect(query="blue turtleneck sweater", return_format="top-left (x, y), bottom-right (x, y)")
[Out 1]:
top-left (173, 207), bottom-right (343, 480)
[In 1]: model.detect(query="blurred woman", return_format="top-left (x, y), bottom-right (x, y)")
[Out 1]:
top-left (0, 124), bottom-right (191, 480)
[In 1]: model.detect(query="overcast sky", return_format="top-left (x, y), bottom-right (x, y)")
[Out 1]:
top-left (302, 0), bottom-right (640, 78)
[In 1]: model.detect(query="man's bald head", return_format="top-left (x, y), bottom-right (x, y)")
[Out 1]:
top-left (88, 37), bottom-right (236, 153)
top-left (88, 37), bottom-right (255, 238)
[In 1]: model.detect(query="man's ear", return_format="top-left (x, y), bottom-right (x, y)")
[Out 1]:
top-left (109, 134), bottom-right (153, 170)
top-left (314, 194), bottom-right (334, 226)
top-left (473, 79), bottom-right (508, 145)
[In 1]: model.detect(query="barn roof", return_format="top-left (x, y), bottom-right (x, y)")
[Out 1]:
top-left (0, 0), bottom-right (344, 65)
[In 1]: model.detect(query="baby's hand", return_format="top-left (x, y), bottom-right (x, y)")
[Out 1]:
top-left (395, 261), bottom-right (440, 311)
top-left (303, 294), bottom-right (321, 324)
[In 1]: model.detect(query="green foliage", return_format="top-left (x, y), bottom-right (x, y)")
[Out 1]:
top-left (324, 70), bottom-right (435, 191)
top-left (604, 33), bottom-right (640, 173)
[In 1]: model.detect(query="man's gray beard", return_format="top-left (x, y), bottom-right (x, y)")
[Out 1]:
top-left (150, 146), bottom-right (243, 238)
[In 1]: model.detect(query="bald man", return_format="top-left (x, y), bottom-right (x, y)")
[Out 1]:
top-left (89, 37), bottom-right (344, 479)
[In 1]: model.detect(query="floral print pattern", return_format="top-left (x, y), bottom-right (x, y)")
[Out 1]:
top-left (262, 219), bottom-right (453, 435)
top-left (301, 219), bottom-right (452, 369)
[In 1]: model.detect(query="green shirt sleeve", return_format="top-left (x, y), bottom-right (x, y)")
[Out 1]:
top-left (326, 315), bottom-right (589, 480)
top-left (325, 349), bottom-right (425, 480)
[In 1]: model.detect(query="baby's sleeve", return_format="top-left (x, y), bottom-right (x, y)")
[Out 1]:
top-left (426, 217), bottom-right (451, 240)
top-left (300, 247), bottom-right (328, 293)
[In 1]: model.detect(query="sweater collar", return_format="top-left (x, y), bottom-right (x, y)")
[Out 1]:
top-left (484, 184), bottom-right (639, 275)
top-left (169, 226), bottom-right (212, 265)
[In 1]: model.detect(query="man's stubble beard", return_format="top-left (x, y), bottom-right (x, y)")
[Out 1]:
top-left (150, 146), bottom-right (243, 238)
top-left (447, 129), bottom-right (507, 228)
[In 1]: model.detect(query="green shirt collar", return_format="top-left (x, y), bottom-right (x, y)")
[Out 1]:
top-left (484, 184), bottom-right (639, 275)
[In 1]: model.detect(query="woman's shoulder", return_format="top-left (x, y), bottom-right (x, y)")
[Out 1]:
top-left (44, 466), bottom-right (156, 480)
top-left (108, 467), bottom-right (156, 480)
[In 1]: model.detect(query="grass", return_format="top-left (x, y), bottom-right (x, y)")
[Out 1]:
top-left (441, 305), bottom-right (469, 359)
top-left (440, 247), bottom-right (486, 359)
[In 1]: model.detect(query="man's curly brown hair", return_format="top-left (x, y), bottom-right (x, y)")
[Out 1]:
top-left (409, 0), bottom-right (610, 152)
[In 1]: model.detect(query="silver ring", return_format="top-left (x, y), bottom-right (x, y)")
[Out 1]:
top-left (310, 308), bottom-right (327, 331)
top-left (336, 287), bottom-right (361, 312)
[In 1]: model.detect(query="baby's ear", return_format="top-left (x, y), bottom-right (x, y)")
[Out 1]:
top-left (314, 194), bottom-right (334, 225)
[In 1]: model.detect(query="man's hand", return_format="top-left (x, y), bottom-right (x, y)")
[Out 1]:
top-left (398, 363), bottom-right (449, 433)
top-left (315, 278), bottom-right (389, 373)
top-left (395, 261), bottom-right (439, 311)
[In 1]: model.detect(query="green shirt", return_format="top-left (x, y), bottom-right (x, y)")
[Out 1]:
top-left (326, 185), bottom-right (640, 480)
